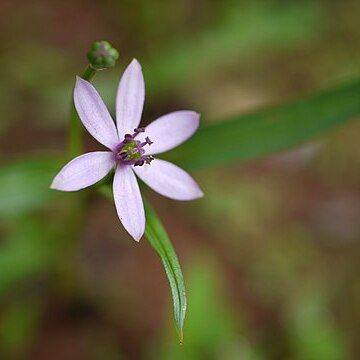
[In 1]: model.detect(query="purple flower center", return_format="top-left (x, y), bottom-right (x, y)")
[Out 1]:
top-left (114, 128), bottom-right (154, 166)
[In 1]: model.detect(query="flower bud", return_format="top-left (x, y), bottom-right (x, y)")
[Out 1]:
top-left (87, 41), bottom-right (119, 69)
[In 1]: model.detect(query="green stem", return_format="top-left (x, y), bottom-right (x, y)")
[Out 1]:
top-left (67, 65), bottom-right (97, 158)
top-left (82, 65), bottom-right (97, 80)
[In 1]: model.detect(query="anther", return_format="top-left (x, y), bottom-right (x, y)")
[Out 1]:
top-left (123, 134), bottom-right (133, 143)
top-left (145, 136), bottom-right (153, 145)
top-left (144, 156), bottom-right (154, 165)
top-left (134, 160), bottom-right (144, 167)
top-left (140, 136), bottom-right (153, 147)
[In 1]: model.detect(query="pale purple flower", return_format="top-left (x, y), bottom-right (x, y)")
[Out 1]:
top-left (51, 59), bottom-right (203, 241)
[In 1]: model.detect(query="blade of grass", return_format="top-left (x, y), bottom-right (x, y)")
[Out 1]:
top-left (144, 199), bottom-right (187, 343)
top-left (164, 79), bottom-right (360, 169)
top-left (99, 187), bottom-right (187, 342)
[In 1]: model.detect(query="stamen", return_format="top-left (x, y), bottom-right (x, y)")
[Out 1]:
top-left (145, 136), bottom-right (153, 145)
top-left (145, 156), bottom-right (154, 165)
top-left (123, 134), bottom-right (133, 143)
top-left (115, 129), bottom-right (154, 167)
top-left (140, 136), bottom-right (153, 147)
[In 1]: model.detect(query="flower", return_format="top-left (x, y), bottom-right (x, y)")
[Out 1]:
top-left (51, 59), bottom-right (203, 241)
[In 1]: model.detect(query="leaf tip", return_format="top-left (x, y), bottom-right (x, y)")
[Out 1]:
top-left (178, 328), bottom-right (184, 345)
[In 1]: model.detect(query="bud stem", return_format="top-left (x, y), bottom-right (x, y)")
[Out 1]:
top-left (67, 40), bottom-right (119, 158)
top-left (81, 65), bottom-right (97, 81)
top-left (68, 65), bottom-right (98, 158)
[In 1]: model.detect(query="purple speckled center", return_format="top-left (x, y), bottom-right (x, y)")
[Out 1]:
top-left (114, 128), bottom-right (154, 167)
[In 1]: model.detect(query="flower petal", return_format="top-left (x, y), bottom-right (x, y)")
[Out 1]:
top-left (113, 165), bottom-right (145, 241)
top-left (116, 59), bottom-right (145, 138)
top-left (74, 77), bottom-right (119, 149)
top-left (137, 111), bottom-right (200, 155)
top-left (133, 159), bottom-right (203, 200)
top-left (51, 152), bottom-right (114, 191)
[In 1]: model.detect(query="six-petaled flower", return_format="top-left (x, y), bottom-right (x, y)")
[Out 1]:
top-left (51, 59), bottom-right (203, 241)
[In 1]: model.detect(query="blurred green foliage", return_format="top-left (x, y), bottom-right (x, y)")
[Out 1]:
top-left (0, 157), bottom-right (61, 217)
top-left (157, 256), bottom-right (261, 360)
top-left (288, 290), bottom-right (348, 360)
top-left (0, 217), bottom-right (50, 293)
top-left (0, 0), bottom-right (359, 358)
top-left (0, 301), bottom-right (39, 358)
top-left (144, 1), bottom-right (323, 97)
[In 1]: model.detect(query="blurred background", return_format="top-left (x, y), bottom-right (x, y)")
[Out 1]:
top-left (0, 0), bottom-right (360, 359)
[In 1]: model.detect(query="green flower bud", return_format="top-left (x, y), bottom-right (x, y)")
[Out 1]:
top-left (87, 41), bottom-right (119, 70)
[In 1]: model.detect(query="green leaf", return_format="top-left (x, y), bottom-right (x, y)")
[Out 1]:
top-left (165, 80), bottom-right (360, 170)
top-left (98, 187), bottom-right (187, 342)
top-left (144, 200), bottom-right (187, 343)
top-left (0, 156), bottom-right (62, 217)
